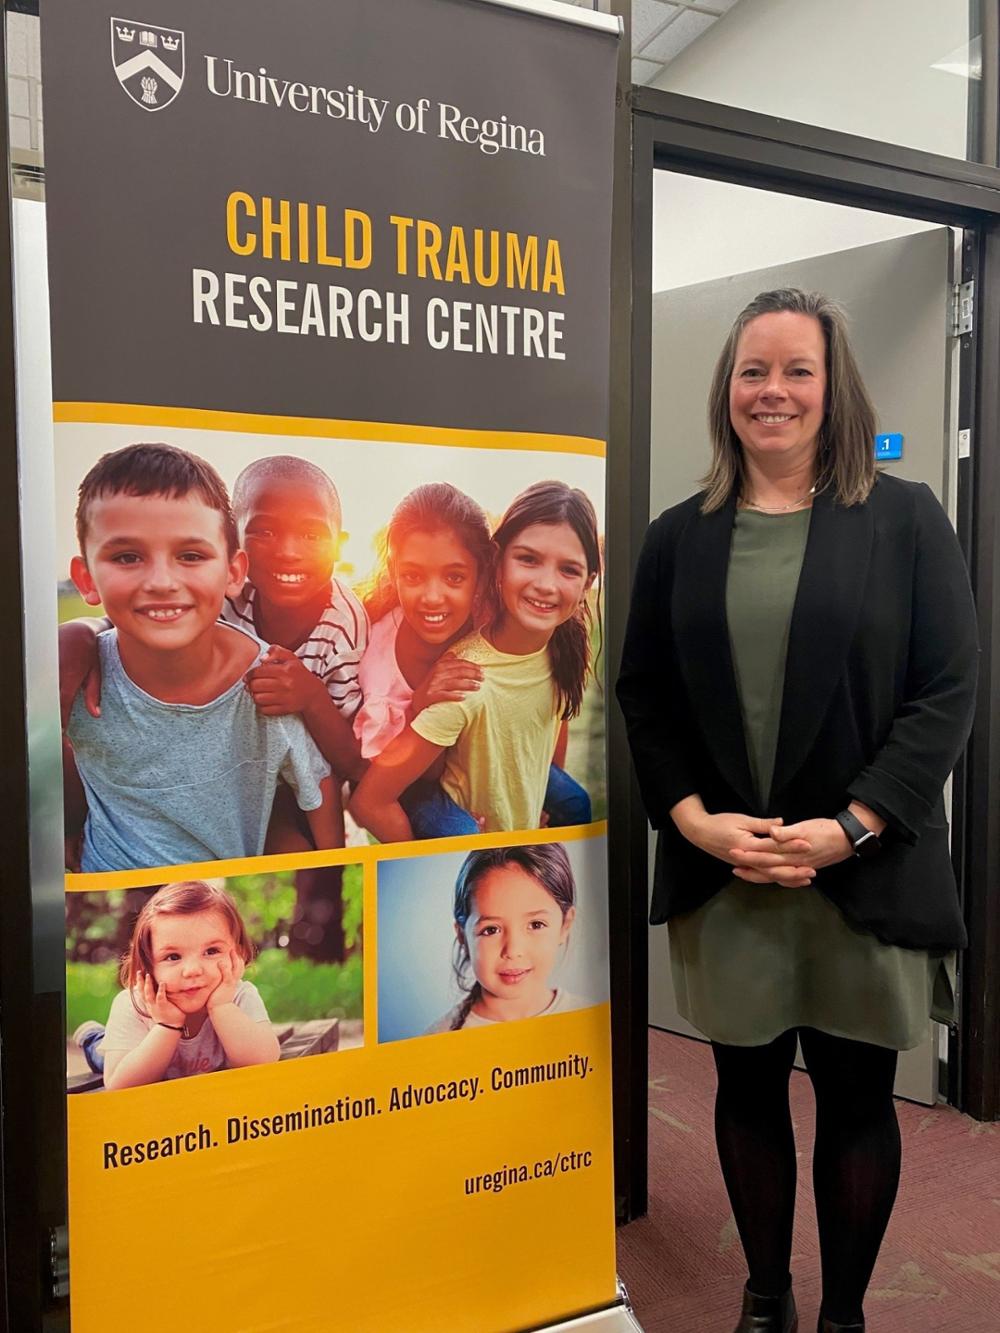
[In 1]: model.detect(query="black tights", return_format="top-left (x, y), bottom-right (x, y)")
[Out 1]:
top-left (712, 1028), bottom-right (901, 1325)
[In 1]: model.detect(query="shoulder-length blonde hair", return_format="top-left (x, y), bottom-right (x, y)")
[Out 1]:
top-left (701, 288), bottom-right (878, 513)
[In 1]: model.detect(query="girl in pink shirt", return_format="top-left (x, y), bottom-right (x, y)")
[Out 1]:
top-left (354, 483), bottom-right (492, 761)
top-left (353, 483), bottom-right (496, 839)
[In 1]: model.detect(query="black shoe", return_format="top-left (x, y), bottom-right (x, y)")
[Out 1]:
top-left (817, 1319), bottom-right (864, 1332)
top-left (733, 1283), bottom-right (798, 1332)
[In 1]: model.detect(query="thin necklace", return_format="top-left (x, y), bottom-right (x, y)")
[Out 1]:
top-left (741, 485), bottom-right (816, 513)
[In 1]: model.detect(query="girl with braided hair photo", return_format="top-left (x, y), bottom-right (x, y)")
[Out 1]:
top-left (425, 843), bottom-right (588, 1033)
top-left (375, 837), bottom-right (608, 1044)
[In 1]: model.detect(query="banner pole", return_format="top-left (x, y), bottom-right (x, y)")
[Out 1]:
top-left (472, 0), bottom-right (622, 36)
top-left (531, 1280), bottom-right (644, 1331)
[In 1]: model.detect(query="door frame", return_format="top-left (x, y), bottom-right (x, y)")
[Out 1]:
top-left (608, 82), bottom-right (1000, 1223)
top-left (0, 8), bottom-right (70, 1327)
top-left (0, 9), bottom-right (70, 1326)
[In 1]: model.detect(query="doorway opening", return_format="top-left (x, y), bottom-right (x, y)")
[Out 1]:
top-left (645, 172), bottom-right (965, 1108)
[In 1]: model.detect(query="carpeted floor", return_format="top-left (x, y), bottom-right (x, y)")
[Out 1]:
top-left (616, 1028), bottom-right (1000, 1332)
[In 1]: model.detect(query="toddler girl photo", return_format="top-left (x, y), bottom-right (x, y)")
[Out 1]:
top-left (67, 867), bottom-right (365, 1091)
top-left (84, 881), bottom-right (279, 1089)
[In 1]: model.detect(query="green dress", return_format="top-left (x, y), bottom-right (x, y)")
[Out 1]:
top-left (669, 507), bottom-right (955, 1050)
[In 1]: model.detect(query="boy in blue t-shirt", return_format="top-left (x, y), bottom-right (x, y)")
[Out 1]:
top-left (62, 443), bottom-right (340, 872)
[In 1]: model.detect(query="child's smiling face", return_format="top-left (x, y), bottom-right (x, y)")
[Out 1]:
top-left (461, 865), bottom-right (574, 1013)
top-left (239, 477), bottom-right (340, 610)
top-left (70, 492), bottom-right (245, 655)
top-left (393, 528), bottom-right (479, 646)
top-left (497, 520), bottom-right (594, 650)
top-left (148, 910), bottom-right (236, 1014)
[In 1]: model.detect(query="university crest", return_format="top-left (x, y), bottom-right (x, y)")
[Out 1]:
top-left (110, 18), bottom-right (184, 112)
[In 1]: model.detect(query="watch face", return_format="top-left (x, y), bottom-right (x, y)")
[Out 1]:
top-left (854, 830), bottom-right (880, 859)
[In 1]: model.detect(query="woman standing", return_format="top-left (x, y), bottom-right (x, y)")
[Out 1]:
top-left (617, 289), bottom-right (978, 1333)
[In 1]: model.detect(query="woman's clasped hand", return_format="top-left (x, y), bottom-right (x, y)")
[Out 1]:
top-left (734, 809), bottom-right (887, 883)
top-left (728, 819), bottom-right (848, 885)
top-left (671, 798), bottom-right (816, 887)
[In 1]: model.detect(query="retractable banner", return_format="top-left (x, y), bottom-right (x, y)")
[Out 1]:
top-left (42, 2), bottom-right (619, 1328)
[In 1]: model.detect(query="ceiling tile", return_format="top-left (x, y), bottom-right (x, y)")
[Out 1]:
top-left (632, 57), bottom-right (665, 85)
top-left (690, 0), bottom-right (739, 12)
top-left (641, 7), bottom-right (715, 62)
top-left (631, 0), bottom-right (683, 52)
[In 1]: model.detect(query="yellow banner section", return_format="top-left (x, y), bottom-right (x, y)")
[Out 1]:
top-left (68, 1004), bottom-right (616, 1333)
top-left (65, 820), bottom-right (609, 893)
top-left (53, 401), bottom-right (607, 458)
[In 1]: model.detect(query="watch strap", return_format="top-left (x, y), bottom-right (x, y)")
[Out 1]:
top-left (835, 809), bottom-right (881, 858)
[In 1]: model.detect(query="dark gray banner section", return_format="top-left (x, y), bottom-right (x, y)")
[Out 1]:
top-left (42, 0), bottom-right (617, 439)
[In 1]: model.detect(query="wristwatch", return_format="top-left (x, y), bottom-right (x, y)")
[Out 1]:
top-left (834, 809), bottom-right (882, 859)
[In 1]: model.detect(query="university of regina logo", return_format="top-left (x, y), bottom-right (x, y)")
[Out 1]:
top-left (110, 18), bottom-right (184, 111)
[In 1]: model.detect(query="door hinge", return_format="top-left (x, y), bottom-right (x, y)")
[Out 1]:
top-left (48, 1224), bottom-right (69, 1300)
top-left (952, 280), bottom-right (974, 336)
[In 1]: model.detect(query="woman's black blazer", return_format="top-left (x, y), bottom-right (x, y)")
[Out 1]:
top-left (616, 474), bottom-right (978, 951)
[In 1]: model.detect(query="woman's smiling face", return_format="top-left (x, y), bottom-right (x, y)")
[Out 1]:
top-left (729, 311), bottom-right (827, 468)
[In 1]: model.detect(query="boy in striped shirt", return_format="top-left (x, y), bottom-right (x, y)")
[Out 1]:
top-left (224, 455), bottom-right (369, 786)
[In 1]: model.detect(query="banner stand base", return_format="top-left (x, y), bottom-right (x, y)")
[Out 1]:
top-left (535, 1280), bottom-right (645, 1331)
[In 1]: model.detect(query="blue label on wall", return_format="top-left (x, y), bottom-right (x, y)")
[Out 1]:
top-left (875, 432), bottom-right (904, 460)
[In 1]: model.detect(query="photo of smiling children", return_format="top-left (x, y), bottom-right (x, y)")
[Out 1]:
top-left (376, 837), bottom-right (608, 1044)
top-left (349, 481), bottom-right (602, 840)
top-left (56, 428), bottom-right (606, 858)
top-left (67, 865), bottom-right (363, 1091)
top-left (60, 444), bottom-right (341, 873)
